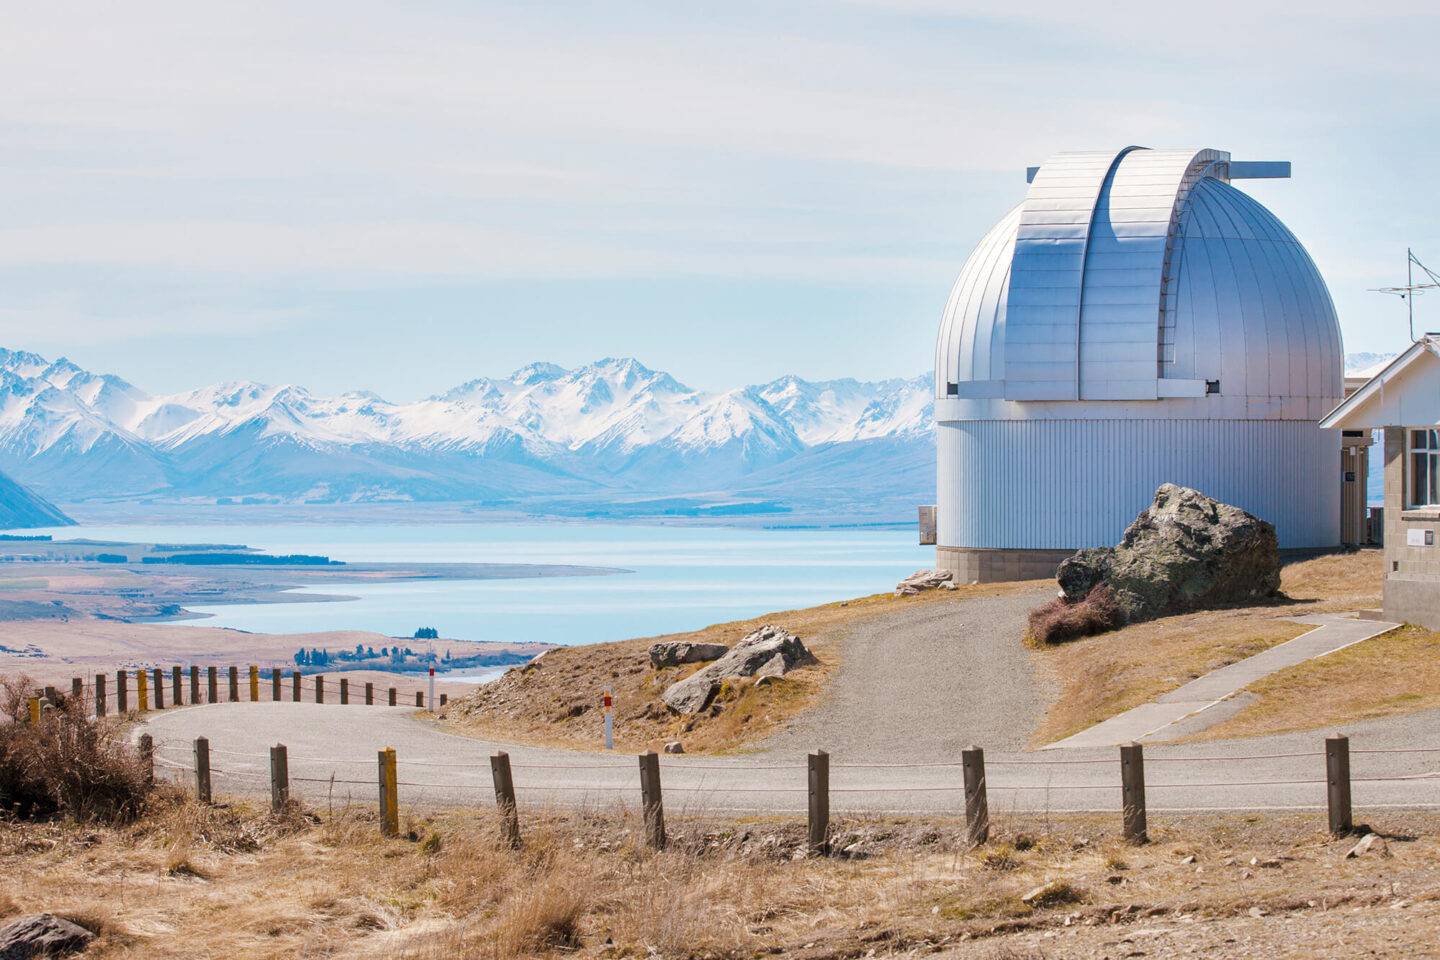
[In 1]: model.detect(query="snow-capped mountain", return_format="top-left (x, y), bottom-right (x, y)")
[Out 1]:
top-left (0, 349), bottom-right (935, 510)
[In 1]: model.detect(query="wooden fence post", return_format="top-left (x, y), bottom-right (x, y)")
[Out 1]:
top-left (388, 687), bottom-right (397, 706)
top-left (315, 675), bottom-right (324, 704)
top-left (808, 750), bottom-right (830, 853)
top-left (439, 693), bottom-right (447, 707)
top-left (378, 747), bottom-right (399, 837)
top-left (271, 669), bottom-right (281, 702)
top-left (71, 677), bottom-right (83, 710)
top-left (962, 745), bottom-right (989, 846)
top-left (138, 733), bottom-right (154, 785)
top-left (207, 666), bottom-right (218, 704)
top-left (194, 737), bottom-right (211, 803)
top-left (365, 682), bottom-right (374, 705)
top-left (117, 670), bottom-right (128, 713)
top-left (1120, 742), bottom-right (1147, 844)
top-left (639, 751), bottom-right (666, 850)
top-left (137, 669), bottom-right (149, 712)
top-left (1327, 734), bottom-right (1353, 836)
top-left (249, 665), bottom-right (259, 702)
top-left (490, 751), bottom-right (522, 848)
top-left (172, 666), bottom-right (182, 707)
top-left (228, 666), bottom-right (239, 702)
top-left (270, 744), bottom-right (290, 813)
top-left (28, 696), bottom-right (39, 724)
top-left (95, 673), bottom-right (107, 718)
top-left (292, 671), bottom-right (301, 702)
top-left (152, 668), bottom-right (164, 709)
top-left (340, 678), bottom-right (349, 705)
top-left (415, 691), bottom-right (423, 708)
top-left (190, 665), bottom-right (200, 705)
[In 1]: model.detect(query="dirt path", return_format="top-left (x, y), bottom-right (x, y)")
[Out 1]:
top-left (758, 588), bottom-right (1051, 760)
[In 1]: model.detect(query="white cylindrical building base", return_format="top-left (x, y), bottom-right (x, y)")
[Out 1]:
top-left (936, 418), bottom-right (1340, 553)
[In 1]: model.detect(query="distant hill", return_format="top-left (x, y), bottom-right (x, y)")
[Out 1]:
top-left (0, 467), bottom-right (73, 529)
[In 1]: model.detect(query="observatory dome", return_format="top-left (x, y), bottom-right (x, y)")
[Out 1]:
top-left (932, 146), bottom-right (1342, 580)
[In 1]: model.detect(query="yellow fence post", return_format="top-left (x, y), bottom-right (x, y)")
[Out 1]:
top-left (28, 696), bottom-right (39, 724)
top-left (137, 669), bottom-right (149, 712)
top-left (249, 665), bottom-right (259, 702)
top-left (377, 747), bottom-right (399, 837)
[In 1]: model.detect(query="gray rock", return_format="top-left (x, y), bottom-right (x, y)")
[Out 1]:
top-left (1346, 833), bottom-right (1391, 859)
top-left (648, 641), bottom-right (730, 669)
top-left (894, 569), bottom-right (954, 596)
top-left (661, 625), bottom-right (814, 714)
top-left (0, 913), bottom-right (95, 960)
top-left (663, 741), bottom-right (685, 754)
top-left (1055, 483), bottom-right (1280, 625)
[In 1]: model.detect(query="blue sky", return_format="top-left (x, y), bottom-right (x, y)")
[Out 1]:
top-left (1, 0), bottom-right (1435, 399)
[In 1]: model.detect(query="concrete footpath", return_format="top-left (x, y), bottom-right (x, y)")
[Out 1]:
top-left (1045, 614), bottom-right (1401, 749)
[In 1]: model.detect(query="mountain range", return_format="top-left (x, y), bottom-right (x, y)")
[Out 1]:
top-left (0, 349), bottom-right (1397, 523)
top-left (0, 349), bottom-right (933, 517)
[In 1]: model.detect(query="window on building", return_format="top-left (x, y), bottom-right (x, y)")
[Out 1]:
top-left (1411, 430), bottom-right (1440, 506)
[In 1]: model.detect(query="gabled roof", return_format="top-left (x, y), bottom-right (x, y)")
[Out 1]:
top-left (1320, 337), bottom-right (1440, 429)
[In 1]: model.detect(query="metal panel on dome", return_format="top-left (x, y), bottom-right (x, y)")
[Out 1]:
top-left (1076, 148), bottom-right (1228, 400)
top-left (1003, 150), bottom-right (1134, 401)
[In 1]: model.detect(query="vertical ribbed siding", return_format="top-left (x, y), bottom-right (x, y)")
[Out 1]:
top-left (937, 419), bottom-right (1339, 550)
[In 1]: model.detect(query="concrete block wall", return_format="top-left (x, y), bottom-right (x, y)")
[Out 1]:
top-left (935, 546), bottom-right (1074, 584)
top-left (1382, 426), bottom-right (1440, 628)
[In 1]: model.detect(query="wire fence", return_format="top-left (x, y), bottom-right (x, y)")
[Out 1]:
top-left (140, 729), bottom-right (1440, 851)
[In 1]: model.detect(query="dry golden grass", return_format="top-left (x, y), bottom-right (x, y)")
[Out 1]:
top-left (4, 788), bottom-right (1440, 959)
top-left (1199, 623), bottom-right (1440, 741)
top-left (1028, 551), bottom-right (1384, 746)
top-left (440, 580), bottom-right (1044, 755)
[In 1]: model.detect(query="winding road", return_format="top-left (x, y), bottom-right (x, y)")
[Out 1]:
top-left (138, 588), bottom-right (1440, 818)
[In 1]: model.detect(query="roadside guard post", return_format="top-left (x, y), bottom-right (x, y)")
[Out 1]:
top-left (428, 666), bottom-right (435, 713)
top-left (603, 686), bottom-right (613, 750)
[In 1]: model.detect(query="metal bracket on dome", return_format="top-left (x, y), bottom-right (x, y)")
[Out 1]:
top-left (1227, 161), bottom-right (1291, 179)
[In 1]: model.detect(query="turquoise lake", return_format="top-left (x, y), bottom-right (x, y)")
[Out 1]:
top-left (20, 523), bottom-right (932, 651)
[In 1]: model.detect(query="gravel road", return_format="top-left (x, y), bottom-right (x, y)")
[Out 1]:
top-left (759, 589), bottom-right (1051, 760)
top-left (134, 585), bottom-right (1440, 817)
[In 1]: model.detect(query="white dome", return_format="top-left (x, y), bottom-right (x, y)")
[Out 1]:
top-left (932, 146), bottom-right (1342, 558)
top-left (935, 147), bottom-right (1342, 421)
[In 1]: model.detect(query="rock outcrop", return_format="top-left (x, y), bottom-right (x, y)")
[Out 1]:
top-left (0, 913), bottom-right (95, 960)
top-left (661, 625), bottom-right (814, 714)
top-left (894, 569), bottom-right (957, 596)
top-left (1056, 483), bottom-right (1281, 625)
top-left (649, 640), bottom-right (729, 669)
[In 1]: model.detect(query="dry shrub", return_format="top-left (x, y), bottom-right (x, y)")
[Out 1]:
top-left (0, 677), bottom-right (149, 823)
top-left (491, 872), bottom-right (588, 955)
top-left (1027, 583), bottom-right (1124, 645)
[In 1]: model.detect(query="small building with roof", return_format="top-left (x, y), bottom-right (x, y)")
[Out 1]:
top-left (1322, 337), bottom-right (1440, 627)
top-left (932, 146), bottom-right (1344, 581)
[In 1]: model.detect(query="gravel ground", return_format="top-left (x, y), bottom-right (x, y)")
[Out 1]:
top-left (758, 588), bottom-right (1052, 761)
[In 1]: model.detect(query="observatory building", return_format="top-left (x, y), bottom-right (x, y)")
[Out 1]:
top-left (932, 146), bottom-right (1343, 581)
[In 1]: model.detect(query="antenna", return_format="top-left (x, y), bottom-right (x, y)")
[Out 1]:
top-left (1373, 249), bottom-right (1440, 343)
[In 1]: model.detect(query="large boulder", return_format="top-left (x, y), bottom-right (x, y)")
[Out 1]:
top-left (1056, 484), bottom-right (1281, 624)
top-left (649, 640), bottom-right (730, 669)
top-left (0, 913), bottom-right (95, 960)
top-left (661, 625), bottom-right (814, 714)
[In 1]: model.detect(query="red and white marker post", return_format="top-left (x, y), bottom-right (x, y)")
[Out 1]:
top-left (603, 686), bottom-right (613, 750)
top-left (428, 666), bottom-right (435, 713)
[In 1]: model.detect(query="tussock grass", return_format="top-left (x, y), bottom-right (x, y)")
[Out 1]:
top-left (5, 796), bottom-right (1440, 959)
top-left (1199, 623), bottom-right (1440, 740)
